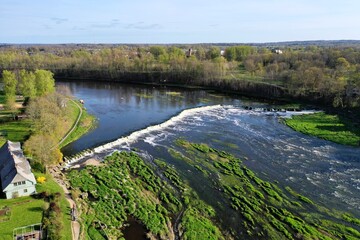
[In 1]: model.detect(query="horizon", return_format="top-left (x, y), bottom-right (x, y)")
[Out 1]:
top-left (1, 39), bottom-right (360, 46)
top-left (1, 0), bottom-right (360, 44)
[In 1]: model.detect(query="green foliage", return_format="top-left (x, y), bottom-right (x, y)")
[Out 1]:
top-left (68, 152), bottom-right (173, 239)
top-left (206, 46), bottom-right (221, 60)
top-left (2, 70), bottom-right (17, 109)
top-left (149, 46), bottom-right (167, 59)
top-left (181, 207), bottom-right (223, 240)
top-left (342, 213), bottom-right (360, 226)
top-left (284, 112), bottom-right (360, 146)
top-left (18, 69), bottom-right (36, 98)
top-left (175, 139), bottom-right (360, 239)
top-left (224, 45), bottom-right (256, 61)
top-left (1, 45), bottom-right (360, 107)
top-left (34, 69), bottom-right (55, 96)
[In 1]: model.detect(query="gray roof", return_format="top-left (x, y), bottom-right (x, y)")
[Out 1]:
top-left (0, 141), bottom-right (36, 191)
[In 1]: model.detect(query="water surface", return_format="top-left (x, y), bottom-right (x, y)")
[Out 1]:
top-left (58, 81), bottom-right (360, 222)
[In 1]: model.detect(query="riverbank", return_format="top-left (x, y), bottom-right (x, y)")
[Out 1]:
top-left (59, 99), bottom-right (96, 149)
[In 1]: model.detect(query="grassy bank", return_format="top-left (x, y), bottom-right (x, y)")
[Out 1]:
top-left (284, 112), bottom-right (360, 146)
top-left (59, 100), bottom-right (96, 148)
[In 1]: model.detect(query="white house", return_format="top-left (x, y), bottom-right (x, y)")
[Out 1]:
top-left (0, 141), bottom-right (36, 199)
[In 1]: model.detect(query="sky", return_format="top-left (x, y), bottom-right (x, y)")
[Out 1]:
top-left (1, 0), bottom-right (360, 44)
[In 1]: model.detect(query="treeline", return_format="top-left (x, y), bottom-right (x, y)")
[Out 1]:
top-left (2, 69), bottom-right (55, 110)
top-left (0, 45), bottom-right (359, 107)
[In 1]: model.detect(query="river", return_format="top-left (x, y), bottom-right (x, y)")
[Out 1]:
top-left (58, 80), bottom-right (360, 226)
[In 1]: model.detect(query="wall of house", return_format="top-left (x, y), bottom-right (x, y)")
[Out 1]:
top-left (5, 181), bottom-right (36, 199)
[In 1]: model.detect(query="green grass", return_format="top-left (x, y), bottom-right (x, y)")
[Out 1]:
top-left (284, 112), bottom-right (360, 146)
top-left (59, 100), bottom-right (95, 148)
top-left (0, 119), bottom-right (32, 146)
top-left (0, 197), bottom-right (44, 240)
top-left (0, 173), bottom-right (73, 240)
top-left (35, 173), bottom-right (72, 240)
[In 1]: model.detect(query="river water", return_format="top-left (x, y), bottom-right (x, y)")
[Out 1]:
top-left (58, 81), bottom-right (360, 224)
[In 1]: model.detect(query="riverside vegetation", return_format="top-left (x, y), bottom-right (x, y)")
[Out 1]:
top-left (0, 43), bottom-right (359, 108)
top-left (1, 44), bottom-right (359, 146)
top-left (0, 69), bottom-right (94, 239)
top-left (284, 112), bottom-right (360, 146)
top-left (67, 139), bottom-right (360, 240)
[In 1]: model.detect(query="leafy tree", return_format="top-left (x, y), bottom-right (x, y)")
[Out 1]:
top-left (24, 134), bottom-right (63, 166)
top-left (2, 70), bottom-right (17, 109)
top-left (206, 47), bottom-right (221, 60)
top-left (149, 46), bottom-right (167, 59)
top-left (34, 69), bottom-right (55, 96)
top-left (224, 46), bottom-right (256, 61)
top-left (18, 69), bottom-right (36, 98)
top-left (26, 94), bottom-right (65, 135)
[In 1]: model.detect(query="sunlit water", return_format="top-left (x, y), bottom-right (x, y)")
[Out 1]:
top-left (58, 81), bottom-right (360, 222)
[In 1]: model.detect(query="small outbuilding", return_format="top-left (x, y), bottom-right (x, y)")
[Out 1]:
top-left (0, 141), bottom-right (36, 199)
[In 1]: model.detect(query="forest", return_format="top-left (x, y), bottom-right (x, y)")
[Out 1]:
top-left (0, 43), bottom-right (359, 108)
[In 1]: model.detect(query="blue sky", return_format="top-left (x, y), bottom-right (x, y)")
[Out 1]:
top-left (1, 0), bottom-right (359, 43)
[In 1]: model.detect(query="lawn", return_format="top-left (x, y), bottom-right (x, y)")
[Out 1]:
top-left (0, 197), bottom-right (44, 240)
top-left (284, 112), bottom-right (360, 146)
top-left (0, 173), bottom-right (72, 240)
top-left (0, 119), bottom-right (32, 146)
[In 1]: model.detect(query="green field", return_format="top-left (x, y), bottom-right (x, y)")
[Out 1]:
top-left (284, 112), bottom-right (360, 146)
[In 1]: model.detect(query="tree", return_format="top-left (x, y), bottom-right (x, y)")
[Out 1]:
top-left (26, 94), bottom-right (65, 136)
top-left (224, 46), bottom-right (256, 62)
top-left (24, 134), bottom-right (63, 166)
top-left (206, 47), bottom-right (221, 60)
top-left (149, 46), bottom-right (167, 59)
top-left (34, 69), bottom-right (55, 96)
top-left (2, 70), bottom-right (18, 110)
top-left (18, 69), bottom-right (36, 98)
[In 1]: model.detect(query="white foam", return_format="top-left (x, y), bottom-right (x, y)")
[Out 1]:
top-left (64, 105), bottom-right (224, 168)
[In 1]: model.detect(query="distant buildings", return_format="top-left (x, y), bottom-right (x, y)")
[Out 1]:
top-left (272, 49), bottom-right (283, 54)
top-left (0, 141), bottom-right (36, 199)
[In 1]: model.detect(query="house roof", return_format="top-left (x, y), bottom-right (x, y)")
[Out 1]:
top-left (0, 140), bottom-right (36, 191)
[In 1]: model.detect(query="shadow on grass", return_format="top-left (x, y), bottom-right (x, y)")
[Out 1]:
top-left (28, 206), bottom-right (43, 212)
top-left (316, 125), bottom-right (348, 132)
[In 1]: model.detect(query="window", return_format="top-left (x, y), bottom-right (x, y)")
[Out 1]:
top-left (24, 189), bottom-right (28, 193)
top-left (22, 181), bottom-right (25, 185)
top-left (14, 182), bottom-right (17, 186)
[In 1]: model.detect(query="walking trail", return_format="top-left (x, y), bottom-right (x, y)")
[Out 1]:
top-left (50, 167), bottom-right (80, 240)
top-left (50, 99), bottom-right (83, 239)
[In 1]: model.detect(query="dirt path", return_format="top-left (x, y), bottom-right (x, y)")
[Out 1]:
top-left (50, 167), bottom-right (80, 240)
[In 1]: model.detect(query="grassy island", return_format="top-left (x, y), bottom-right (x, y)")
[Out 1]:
top-left (284, 112), bottom-right (360, 146)
top-left (67, 140), bottom-right (360, 239)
